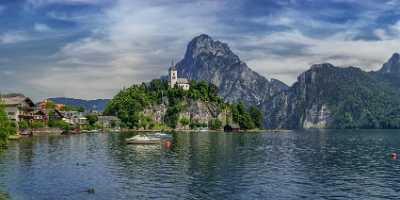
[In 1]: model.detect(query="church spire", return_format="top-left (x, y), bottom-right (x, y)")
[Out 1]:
top-left (169, 59), bottom-right (176, 71)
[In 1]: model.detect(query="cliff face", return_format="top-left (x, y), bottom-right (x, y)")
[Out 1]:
top-left (176, 34), bottom-right (288, 106)
top-left (140, 99), bottom-right (230, 130)
top-left (263, 64), bottom-right (336, 129)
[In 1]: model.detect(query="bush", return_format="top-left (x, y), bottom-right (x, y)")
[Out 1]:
top-left (48, 120), bottom-right (70, 131)
top-left (85, 114), bottom-right (98, 126)
top-left (138, 115), bottom-right (154, 129)
top-left (31, 121), bottom-right (46, 129)
top-left (189, 121), bottom-right (207, 129)
top-left (165, 105), bottom-right (181, 129)
top-left (18, 120), bottom-right (29, 129)
top-left (179, 117), bottom-right (190, 127)
top-left (209, 119), bottom-right (222, 130)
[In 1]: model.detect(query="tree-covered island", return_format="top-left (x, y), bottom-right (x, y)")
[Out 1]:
top-left (104, 79), bottom-right (263, 131)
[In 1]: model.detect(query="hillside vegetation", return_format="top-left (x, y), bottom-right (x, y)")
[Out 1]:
top-left (104, 80), bottom-right (263, 130)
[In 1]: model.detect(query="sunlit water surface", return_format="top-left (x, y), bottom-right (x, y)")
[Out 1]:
top-left (0, 130), bottom-right (400, 200)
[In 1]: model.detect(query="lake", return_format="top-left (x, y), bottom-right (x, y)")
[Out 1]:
top-left (0, 130), bottom-right (400, 200)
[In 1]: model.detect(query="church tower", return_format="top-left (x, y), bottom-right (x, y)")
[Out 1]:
top-left (169, 61), bottom-right (178, 88)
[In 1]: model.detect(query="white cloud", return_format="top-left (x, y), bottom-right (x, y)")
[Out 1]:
top-left (34, 23), bottom-right (52, 32)
top-left (231, 30), bottom-right (399, 84)
top-left (0, 32), bottom-right (30, 44)
top-left (28, 0), bottom-right (224, 99)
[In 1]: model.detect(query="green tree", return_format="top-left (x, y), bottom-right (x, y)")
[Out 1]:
top-left (86, 114), bottom-right (98, 126)
top-left (139, 115), bottom-right (154, 129)
top-left (77, 107), bottom-right (85, 112)
top-left (180, 117), bottom-right (190, 127)
top-left (48, 120), bottom-right (70, 132)
top-left (0, 102), bottom-right (16, 147)
top-left (18, 120), bottom-right (29, 129)
top-left (249, 106), bottom-right (264, 129)
top-left (165, 105), bottom-right (181, 129)
top-left (31, 121), bottom-right (46, 129)
top-left (209, 118), bottom-right (222, 130)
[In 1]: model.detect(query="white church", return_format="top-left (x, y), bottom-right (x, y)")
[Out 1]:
top-left (168, 63), bottom-right (190, 90)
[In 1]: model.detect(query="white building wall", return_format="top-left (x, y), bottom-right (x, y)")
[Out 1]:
top-left (170, 70), bottom-right (178, 88)
top-left (4, 106), bottom-right (20, 121)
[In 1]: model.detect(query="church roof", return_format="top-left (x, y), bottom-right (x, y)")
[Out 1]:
top-left (177, 78), bottom-right (189, 84)
top-left (169, 65), bottom-right (177, 71)
top-left (169, 60), bottom-right (177, 71)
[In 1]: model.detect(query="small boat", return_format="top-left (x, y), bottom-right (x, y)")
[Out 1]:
top-left (148, 132), bottom-right (171, 138)
top-left (126, 135), bottom-right (160, 145)
top-left (199, 128), bottom-right (208, 132)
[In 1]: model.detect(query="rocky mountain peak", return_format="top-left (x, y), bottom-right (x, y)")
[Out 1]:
top-left (379, 53), bottom-right (400, 75)
top-left (184, 34), bottom-right (240, 64)
top-left (176, 34), bottom-right (288, 106)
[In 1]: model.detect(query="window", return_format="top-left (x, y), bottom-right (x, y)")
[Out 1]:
top-left (8, 112), bottom-right (15, 116)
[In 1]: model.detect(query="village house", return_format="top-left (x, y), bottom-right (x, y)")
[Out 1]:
top-left (169, 62), bottom-right (190, 90)
top-left (1, 93), bottom-right (35, 122)
top-left (61, 111), bottom-right (88, 125)
top-left (97, 116), bottom-right (120, 128)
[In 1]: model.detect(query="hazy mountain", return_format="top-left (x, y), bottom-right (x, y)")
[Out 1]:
top-left (49, 97), bottom-right (110, 112)
top-left (175, 34), bottom-right (288, 106)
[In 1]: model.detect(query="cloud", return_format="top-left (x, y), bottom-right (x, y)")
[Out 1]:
top-left (34, 23), bottom-right (52, 32)
top-left (27, 0), bottom-right (223, 99)
top-left (0, 32), bottom-right (30, 44)
top-left (26, 0), bottom-right (104, 8)
top-left (231, 30), bottom-right (399, 84)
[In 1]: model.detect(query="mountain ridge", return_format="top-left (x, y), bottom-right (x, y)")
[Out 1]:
top-left (49, 97), bottom-right (110, 112)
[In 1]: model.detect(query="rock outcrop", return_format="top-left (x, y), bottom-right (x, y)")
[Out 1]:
top-left (140, 99), bottom-right (230, 130)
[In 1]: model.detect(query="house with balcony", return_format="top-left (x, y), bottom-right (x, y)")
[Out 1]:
top-left (1, 93), bottom-right (35, 122)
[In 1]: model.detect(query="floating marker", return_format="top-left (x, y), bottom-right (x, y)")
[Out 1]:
top-left (391, 152), bottom-right (397, 160)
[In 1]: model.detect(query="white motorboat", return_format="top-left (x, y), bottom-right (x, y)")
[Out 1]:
top-left (148, 132), bottom-right (171, 138)
top-left (126, 135), bottom-right (160, 145)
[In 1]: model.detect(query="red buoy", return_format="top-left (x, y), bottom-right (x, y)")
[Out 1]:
top-left (391, 152), bottom-right (397, 160)
top-left (164, 140), bottom-right (172, 148)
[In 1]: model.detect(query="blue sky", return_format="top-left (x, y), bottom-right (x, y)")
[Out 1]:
top-left (0, 0), bottom-right (400, 100)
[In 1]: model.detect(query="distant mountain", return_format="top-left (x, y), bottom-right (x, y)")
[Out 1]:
top-left (49, 97), bottom-right (110, 112)
top-left (379, 53), bottom-right (400, 75)
top-left (264, 63), bottom-right (400, 129)
top-left (175, 34), bottom-right (288, 106)
top-left (372, 53), bottom-right (400, 92)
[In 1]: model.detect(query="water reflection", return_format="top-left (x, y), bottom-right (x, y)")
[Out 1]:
top-left (0, 130), bottom-right (400, 199)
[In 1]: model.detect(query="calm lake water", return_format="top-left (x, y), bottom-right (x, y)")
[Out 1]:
top-left (1, 130), bottom-right (400, 200)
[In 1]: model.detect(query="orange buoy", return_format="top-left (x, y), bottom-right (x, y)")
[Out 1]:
top-left (164, 140), bottom-right (172, 148)
top-left (391, 152), bottom-right (397, 160)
